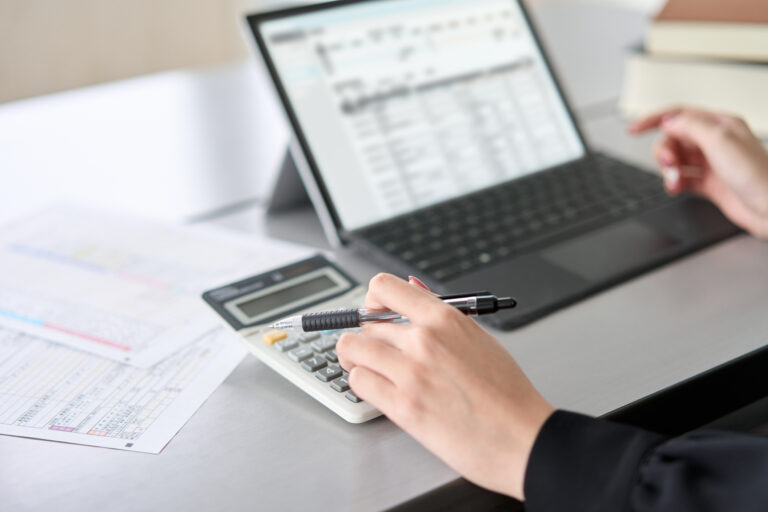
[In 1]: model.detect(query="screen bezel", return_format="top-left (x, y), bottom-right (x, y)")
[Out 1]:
top-left (247, 0), bottom-right (591, 244)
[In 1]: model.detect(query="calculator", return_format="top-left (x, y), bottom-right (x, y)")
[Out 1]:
top-left (202, 254), bottom-right (381, 423)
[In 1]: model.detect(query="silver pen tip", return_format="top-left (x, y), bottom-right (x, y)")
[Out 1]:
top-left (269, 317), bottom-right (300, 331)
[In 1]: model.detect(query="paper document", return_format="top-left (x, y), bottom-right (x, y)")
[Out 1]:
top-left (0, 207), bottom-right (312, 366)
top-left (0, 326), bottom-right (243, 453)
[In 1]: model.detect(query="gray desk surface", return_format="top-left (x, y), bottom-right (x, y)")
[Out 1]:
top-left (3, 3), bottom-right (768, 511)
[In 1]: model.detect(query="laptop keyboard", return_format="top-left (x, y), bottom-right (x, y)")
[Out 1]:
top-left (357, 155), bottom-right (671, 281)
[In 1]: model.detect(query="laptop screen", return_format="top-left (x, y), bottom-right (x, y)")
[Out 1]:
top-left (258, 0), bottom-right (586, 231)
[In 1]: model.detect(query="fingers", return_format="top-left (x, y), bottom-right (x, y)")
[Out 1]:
top-left (364, 273), bottom-right (444, 323)
top-left (660, 110), bottom-right (723, 148)
top-left (651, 117), bottom-right (718, 196)
top-left (347, 366), bottom-right (398, 411)
top-left (360, 322), bottom-right (415, 351)
top-left (660, 166), bottom-right (683, 195)
top-left (653, 135), bottom-right (680, 167)
top-left (336, 331), bottom-right (412, 382)
top-left (654, 137), bottom-right (686, 194)
top-left (628, 107), bottom-right (684, 134)
top-left (628, 106), bottom-right (722, 135)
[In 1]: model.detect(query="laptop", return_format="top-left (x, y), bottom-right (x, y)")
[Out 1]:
top-left (246, 0), bottom-right (740, 330)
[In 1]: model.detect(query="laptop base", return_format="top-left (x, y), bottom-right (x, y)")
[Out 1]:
top-left (351, 155), bottom-right (741, 331)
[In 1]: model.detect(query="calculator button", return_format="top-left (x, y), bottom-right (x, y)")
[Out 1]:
top-left (301, 356), bottom-right (328, 372)
top-left (299, 332), bottom-right (321, 343)
top-left (311, 337), bottom-right (337, 353)
top-left (330, 377), bottom-right (350, 393)
top-left (316, 365), bottom-right (343, 382)
top-left (325, 349), bottom-right (338, 363)
top-left (345, 391), bottom-right (363, 403)
top-left (263, 330), bottom-right (288, 346)
top-left (288, 347), bottom-right (314, 363)
top-left (274, 338), bottom-right (299, 353)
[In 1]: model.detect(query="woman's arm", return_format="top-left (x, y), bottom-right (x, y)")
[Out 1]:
top-left (336, 108), bottom-right (768, 507)
top-left (526, 410), bottom-right (768, 512)
top-left (338, 276), bottom-right (768, 510)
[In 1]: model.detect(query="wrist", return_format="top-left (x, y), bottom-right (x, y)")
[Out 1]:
top-left (759, 218), bottom-right (768, 240)
top-left (753, 191), bottom-right (768, 239)
top-left (756, 181), bottom-right (768, 220)
top-left (736, 176), bottom-right (768, 239)
top-left (504, 401), bottom-right (556, 499)
top-left (754, 158), bottom-right (768, 220)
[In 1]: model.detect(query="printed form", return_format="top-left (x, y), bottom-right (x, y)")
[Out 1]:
top-left (0, 326), bottom-right (242, 453)
top-left (0, 206), bottom-right (313, 451)
top-left (0, 207), bottom-right (311, 367)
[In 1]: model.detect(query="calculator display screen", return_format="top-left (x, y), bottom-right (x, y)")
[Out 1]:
top-left (236, 275), bottom-right (337, 319)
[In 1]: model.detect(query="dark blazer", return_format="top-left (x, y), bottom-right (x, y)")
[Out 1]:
top-left (524, 411), bottom-right (768, 511)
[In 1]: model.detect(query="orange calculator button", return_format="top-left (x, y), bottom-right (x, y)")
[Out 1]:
top-left (263, 330), bottom-right (288, 346)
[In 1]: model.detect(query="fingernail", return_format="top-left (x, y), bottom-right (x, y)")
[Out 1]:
top-left (408, 276), bottom-right (429, 290)
top-left (660, 155), bottom-right (672, 166)
top-left (662, 166), bottom-right (680, 186)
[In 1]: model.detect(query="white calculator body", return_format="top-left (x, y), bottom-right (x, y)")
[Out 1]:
top-left (202, 255), bottom-right (381, 423)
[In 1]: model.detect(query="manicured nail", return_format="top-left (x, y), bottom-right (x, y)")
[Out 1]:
top-left (408, 276), bottom-right (429, 290)
top-left (662, 166), bottom-right (680, 186)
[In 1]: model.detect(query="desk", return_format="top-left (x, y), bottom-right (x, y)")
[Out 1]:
top-left (3, 3), bottom-right (768, 511)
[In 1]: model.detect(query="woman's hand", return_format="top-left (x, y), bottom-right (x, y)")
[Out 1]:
top-left (629, 107), bottom-right (768, 239)
top-left (336, 274), bottom-right (554, 500)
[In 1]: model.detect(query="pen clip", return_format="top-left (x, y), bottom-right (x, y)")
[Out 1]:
top-left (437, 291), bottom-right (492, 300)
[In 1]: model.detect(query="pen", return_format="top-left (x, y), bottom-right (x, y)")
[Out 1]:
top-left (269, 293), bottom-right (517, 333)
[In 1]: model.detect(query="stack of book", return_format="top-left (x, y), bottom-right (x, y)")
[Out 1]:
top-left (619, 0), bottom-right (768, 136)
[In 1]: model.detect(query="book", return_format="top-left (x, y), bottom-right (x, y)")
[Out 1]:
top-left (647, 0), bottom-right (768, 62)
top-left (619, 50), bottom-right (768, 137)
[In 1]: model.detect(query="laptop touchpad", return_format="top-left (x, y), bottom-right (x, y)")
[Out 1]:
top-left (542, 220), bottom-right (680, 281)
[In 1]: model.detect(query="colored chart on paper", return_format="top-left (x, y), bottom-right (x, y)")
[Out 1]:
top-left (0, 207), bottom-right (312, 367)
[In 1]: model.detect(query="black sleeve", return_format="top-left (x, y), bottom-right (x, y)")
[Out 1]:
top-left (524, 410), bottom-right (768, 512)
